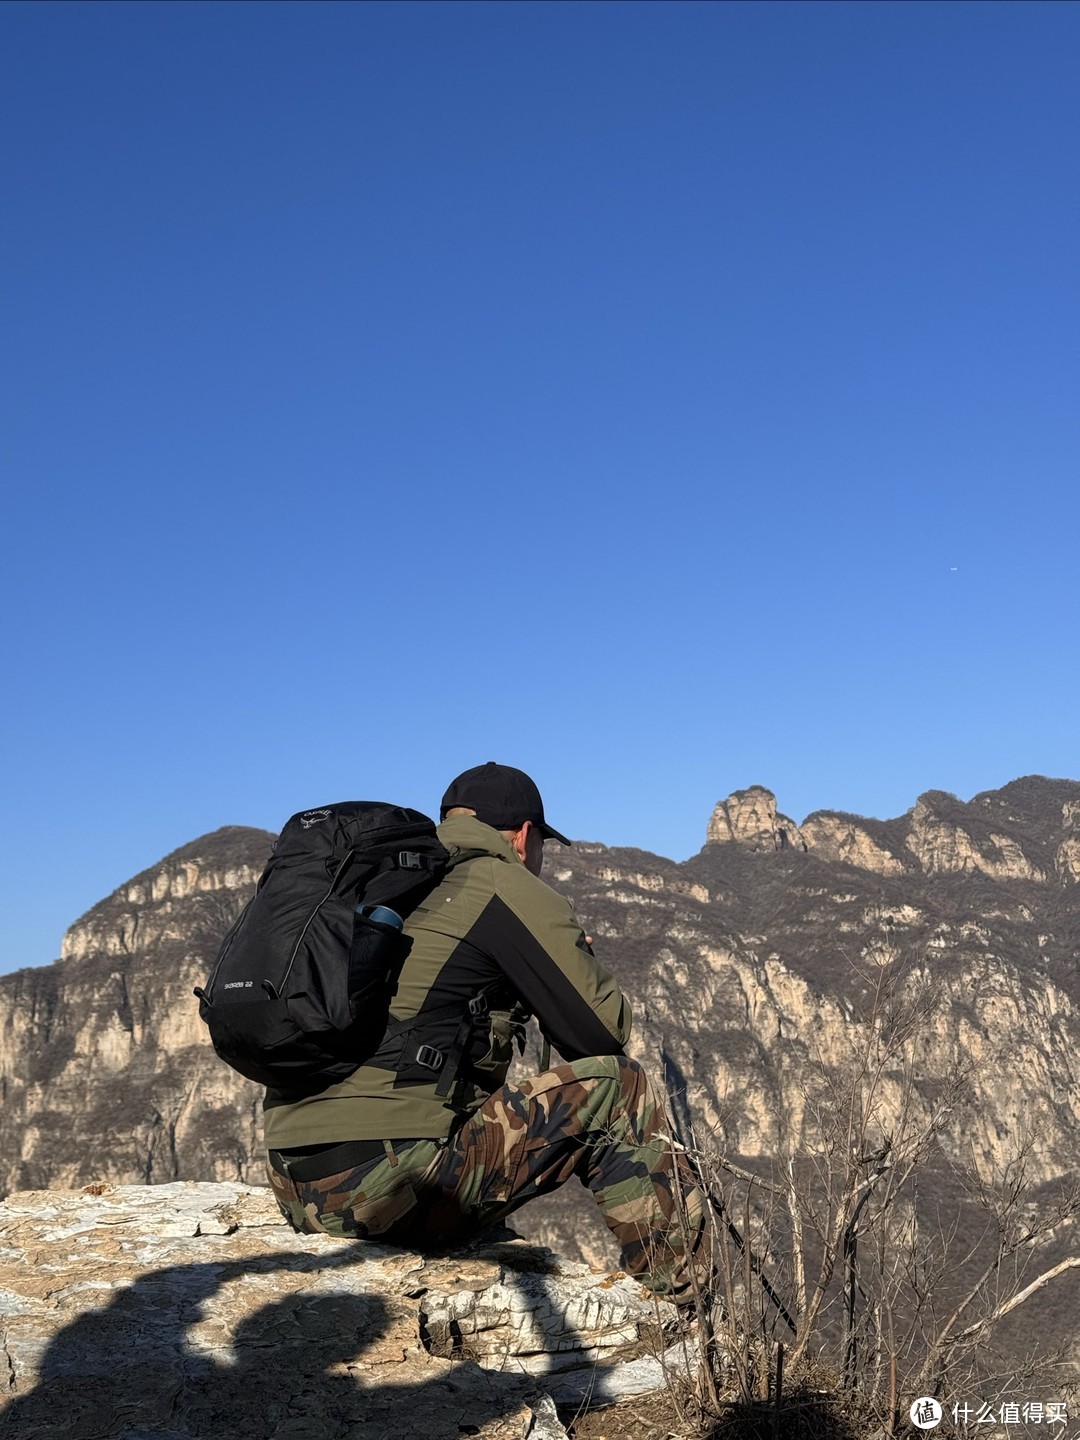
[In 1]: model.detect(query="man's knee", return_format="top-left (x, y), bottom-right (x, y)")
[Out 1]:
top-left (538, 1054), bottom-right (657, 1130)
top-left (595, 1053), bottom-right (653, 1106)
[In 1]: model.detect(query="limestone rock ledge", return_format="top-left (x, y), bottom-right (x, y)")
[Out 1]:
top-left (0, 1182), bottom-right (693, 1440)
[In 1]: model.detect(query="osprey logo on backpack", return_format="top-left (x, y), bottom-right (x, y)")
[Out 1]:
top-left (194, 802), bottom-right (448, 1094)
top-left (299, 808), bottom-right (333, 828)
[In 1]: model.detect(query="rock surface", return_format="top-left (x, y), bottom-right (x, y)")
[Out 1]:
top-left (0, 1182), bottom-right (691, 1439)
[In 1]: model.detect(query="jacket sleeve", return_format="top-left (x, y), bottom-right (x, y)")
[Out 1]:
top-left (464, 860), bottom-right (632, 1060)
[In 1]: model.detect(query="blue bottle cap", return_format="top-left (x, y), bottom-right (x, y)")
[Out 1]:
top-left (363, 904), bottom-right (403, 930)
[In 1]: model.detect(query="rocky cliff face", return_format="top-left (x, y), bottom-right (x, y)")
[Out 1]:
top-left (0, 828), bottom-right (273, 1196)
top-left (1, 778), bottom-right (1078, 1362)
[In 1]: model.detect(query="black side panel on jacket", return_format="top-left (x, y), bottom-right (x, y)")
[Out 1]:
top-left (466, 894), bottom-right (625, 1061)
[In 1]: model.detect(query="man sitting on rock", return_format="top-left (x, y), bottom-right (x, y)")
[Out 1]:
top-left (264, 762), bottom-right (707, 1300)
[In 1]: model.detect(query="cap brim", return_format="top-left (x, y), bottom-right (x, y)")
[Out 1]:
top-left (537, 822), bottom-right (572, 846)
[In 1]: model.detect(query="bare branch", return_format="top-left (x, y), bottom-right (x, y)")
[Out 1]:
top-left (710, 1151), bottom-right (786, 1198)
top-left (945, 1256), bottom-right (1080, 1344)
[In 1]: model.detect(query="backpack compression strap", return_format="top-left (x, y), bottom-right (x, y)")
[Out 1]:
top-left (372, 984), bottom-right (503, 1103)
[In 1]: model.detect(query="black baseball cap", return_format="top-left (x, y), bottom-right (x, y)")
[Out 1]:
top-left (440, 762), bottom-right (572, 846)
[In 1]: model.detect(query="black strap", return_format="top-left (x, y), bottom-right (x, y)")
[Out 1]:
top-left (373, 996), bottom-right (469, 1064)
top-left (358, 982), bottom-right (508, 1107)
top-left (434, 1011), bottom-right (475, 1099)
top-left (268, 1138), bottom-right (388, 1181)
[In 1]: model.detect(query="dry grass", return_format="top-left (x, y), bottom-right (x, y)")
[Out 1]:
top-left (567, 1376), bottom-right (871, 1440)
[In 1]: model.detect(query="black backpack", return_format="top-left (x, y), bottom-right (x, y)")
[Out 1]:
top-left (195, 802), bottom-right (448, 1093)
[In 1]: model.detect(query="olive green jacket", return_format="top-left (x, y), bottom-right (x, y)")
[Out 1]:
top-left (263, 814), bottom-right (632, 1147)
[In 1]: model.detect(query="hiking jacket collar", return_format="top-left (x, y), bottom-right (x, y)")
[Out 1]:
top-left (437, 813), bottom-right (524, 868)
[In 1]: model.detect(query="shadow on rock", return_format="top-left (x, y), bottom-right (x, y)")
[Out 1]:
top-left (0, 1245), bottom-right (591, 1439)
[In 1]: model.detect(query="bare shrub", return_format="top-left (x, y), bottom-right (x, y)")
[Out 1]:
top-left (658, 952), bottom-right (1080, 1435)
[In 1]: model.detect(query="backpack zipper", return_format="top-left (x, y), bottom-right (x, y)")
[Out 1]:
top-left (266, 849), bottom-right (356, 999)
top-left (197, 896), bottom-right (255, 1004)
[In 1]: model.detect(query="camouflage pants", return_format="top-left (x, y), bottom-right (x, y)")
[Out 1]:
top-left (268, 1055), bottom-right (707, 1298)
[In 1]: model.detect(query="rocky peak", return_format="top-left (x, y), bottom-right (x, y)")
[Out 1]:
top-left (904, 790), bottom-right (1048, 882)
top-left (705, 786), bottom-right (805, 852)
top-left (61, 827), bottom-right (273, 963)
top-left (799, 812), bottom-right (904, 875)
top-left (709, 776), bottom-right (1080, 886)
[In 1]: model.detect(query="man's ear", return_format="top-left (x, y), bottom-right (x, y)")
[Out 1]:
top-left (508, 822), bottom-right (530, 863)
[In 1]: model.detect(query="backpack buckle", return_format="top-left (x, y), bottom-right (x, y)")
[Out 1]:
top-left (468, 994), bottom-right (488, 1019)
top-left (415, 1044), bottom-right (445, 1072)
top-left (398, 851), bottom-right (423, 870)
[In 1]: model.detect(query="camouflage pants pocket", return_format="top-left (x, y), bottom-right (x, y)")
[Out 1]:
top-left (267, 1140), bottom-right (441, 1239)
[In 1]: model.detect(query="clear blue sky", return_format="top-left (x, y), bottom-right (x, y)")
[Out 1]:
top-left (2, 1), bottom-right (1077, 973)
